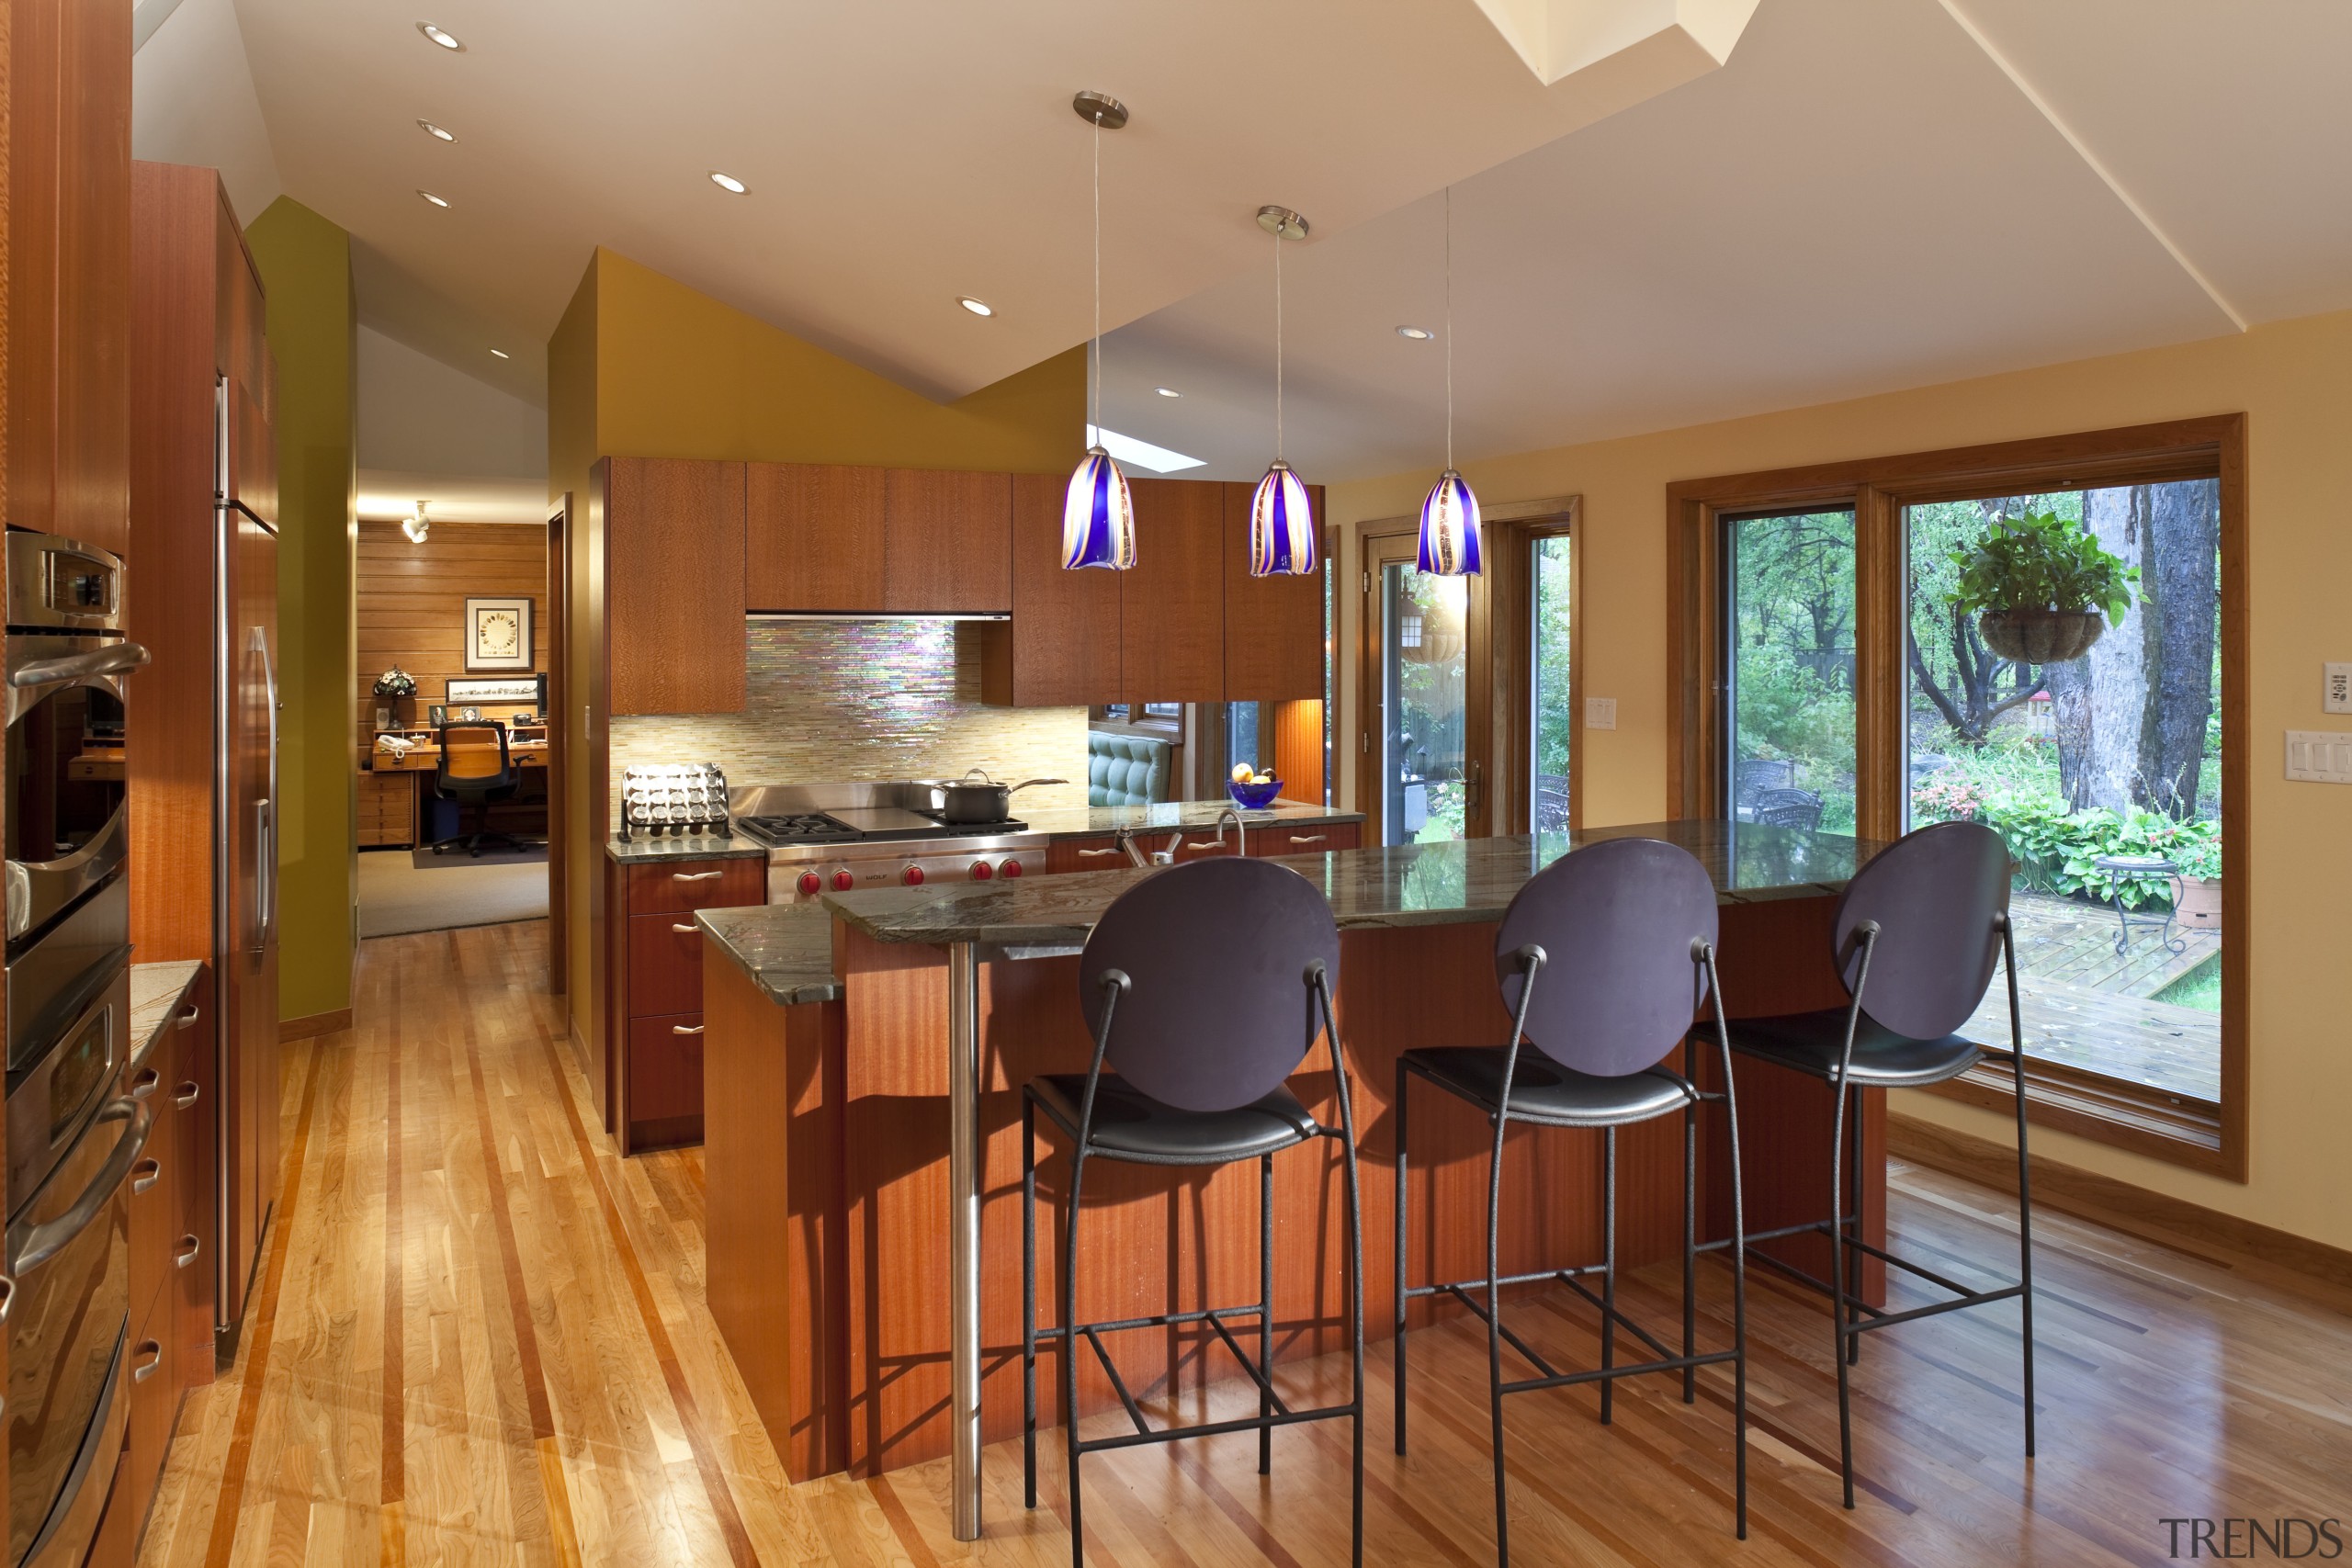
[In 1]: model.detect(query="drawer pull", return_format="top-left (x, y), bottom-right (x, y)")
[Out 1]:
top-left (130, 1067), bottom-right (162, 1100)
top-left (176, 1004), bottom-right (202, 1031)
top-left (175, 1235), bottom-right (201, 1269)
top-left (0, 1276), bottom-right (13, 1324)
top-left (1286, 834), bottom-right (1328, 846)
top-left (132, 1158), bottom-right (162, 1196)
top-left (672, 870), bottom-right (723, 884)
top-left (133, 1341), bottom-right (163, 1382)
top-left (672, 1024), bottom-right (706, 1036)
top-left (1179, 839), bottom-right (1224, 852)
top-left (672, 923), bottom-right (699, 933)
top-left (1076, 847), bottom-right (1122, 859)
top-left (175, 1082), bottom-right (201, 1109)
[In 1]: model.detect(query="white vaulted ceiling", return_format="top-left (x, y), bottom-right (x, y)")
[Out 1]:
top-left (132, 0), bottom-right (2352, 479)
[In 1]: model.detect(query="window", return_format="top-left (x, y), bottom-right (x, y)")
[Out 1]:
top-left (1378, 565), bottom-right (1471, 844)
top-left (1668, 417), bottom-right (2246, 1178)
top-left (1227, 702), bottom-right (1264, 778)
top-left (1530, 534), bottom-right (1574, 832)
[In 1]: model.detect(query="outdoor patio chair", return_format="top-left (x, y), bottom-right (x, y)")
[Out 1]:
top-left (1753, 787), bottom-right (1824, 830)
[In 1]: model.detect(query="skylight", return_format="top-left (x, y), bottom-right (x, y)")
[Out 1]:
top-left (1086, 424), bottom-right (1204, 474)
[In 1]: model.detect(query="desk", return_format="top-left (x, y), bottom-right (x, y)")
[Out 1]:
top-left (360, 745), bottom-right (550, 847)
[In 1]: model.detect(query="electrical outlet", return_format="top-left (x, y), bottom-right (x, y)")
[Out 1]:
top-left (1585, 697), bottom-right (1617, 730)
top-left (2285, 730), bottom-right (2352, 784)
top-left (2327, 663), bottom-right (2352, 714)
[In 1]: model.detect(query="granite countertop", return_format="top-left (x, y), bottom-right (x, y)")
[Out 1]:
top-left (695, 905), bottom-right (842, 1005)
top-left (1016, 799), bottom-right (1364, 841)
top-left (606, 832), bottom-right (769, 864)
top-left (824, 820), bottom-right (1887, 949)
top-left (129, 959), bottom-right (205, 1073)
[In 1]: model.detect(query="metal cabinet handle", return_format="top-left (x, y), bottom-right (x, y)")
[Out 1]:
top-left (130, 1067), bottom-right (161, 1100)
top-left (0, 1276), bottom-right (13, 1324)
top-left (133, 1340), bottom-right (163, 1382)
top-left (672, 870), bottom-right (723, 884)
top-left (175, 1235), bottom-right (201, 1269)
top-left (672, 1024), bottom-right (705, 1036)
top-left (175, 1004), bottom-right (201, 1031)
top-left (1179, 839), bottom-right (1225, 852)
top-left (1076, 847), bottom-right (1122, 859)
top-left (671, 923), bottom-right (698, 933)
top-left (175, 1082), bottom-right (200, 1109)
top-left (132, 1157), bottom-right (162, 1196)
top-left (1286, 833), bottom-right (1329, 846)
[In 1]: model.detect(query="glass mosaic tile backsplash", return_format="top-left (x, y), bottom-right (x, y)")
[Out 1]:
top-left (607, 619), bottom-right (1089, 823)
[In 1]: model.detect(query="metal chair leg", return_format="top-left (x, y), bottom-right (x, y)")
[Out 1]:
top-left (1394, 1058), bottom-right (1410, 1457)
top-left (1260, 1151), bottom-right (1275, 1476)
top-left (1063, 1149), bottom-right (1089, 1568)
top-left (1600, 1125), bottom-right (1617, 1426)
top-left (1487, 1124), bottom-right (1511, 1567)
top-left (1681, 1100), bottom-right (1697, 1404)
top-left (1828, 1078), bottom-right (1857, 1509)
top-left (1846, 1086), bottom-right (1864, 1368)
top-left (2012, 1034), bottom-right (2038, 1460)
top-left (1023, 1095), bottom-right (1039, 1509)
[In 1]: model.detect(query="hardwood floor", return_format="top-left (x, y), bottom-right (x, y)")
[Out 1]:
top-left (140, 921), bottom-right (2351, 1565)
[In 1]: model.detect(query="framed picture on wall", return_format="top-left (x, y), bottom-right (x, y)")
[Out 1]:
top-left (446, 676), bottom-right (537, 705)
top-left (464, 596), bottom-right (533, 671)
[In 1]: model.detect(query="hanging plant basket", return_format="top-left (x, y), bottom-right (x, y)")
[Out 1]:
top-left (1977, 608), bottom-right (2105, 664)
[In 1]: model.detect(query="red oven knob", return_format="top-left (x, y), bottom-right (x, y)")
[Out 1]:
top-left (831, 869), bottom-right (855, 892)
top-left (902, 864), bottom-right (926, 886)
top-left (969, 861), bottom-right (994, 881)
top-left (999, 859), bottom-right (1023, 879)
top-left (796, 871), bottom-right (821, 897)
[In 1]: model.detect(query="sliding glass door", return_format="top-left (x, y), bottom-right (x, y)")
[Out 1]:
top-left (1723, 508), bottom-right (1858, 831)
top-left (1529, 533), bottom-right (1573, 832)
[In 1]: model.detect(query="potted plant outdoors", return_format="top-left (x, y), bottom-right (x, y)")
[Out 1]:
top-left (1948, 509), bottom-right (2140, 664)
top-left (2173, 829), bottom-right (2222, 928)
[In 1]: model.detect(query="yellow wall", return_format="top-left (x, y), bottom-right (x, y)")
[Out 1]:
top-left (1329, 308), bottom-right (2352, 1252)
top-left (245, 197), bottom-right (357, 1026)
top-left (544, 247), bottom-right (1087, 1050)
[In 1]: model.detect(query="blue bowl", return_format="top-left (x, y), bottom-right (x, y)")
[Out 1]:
top-left (1227, 778), bottom-right (1283, 810)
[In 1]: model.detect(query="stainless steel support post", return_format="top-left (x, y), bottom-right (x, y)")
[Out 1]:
top-left (949, 941), bottom-right (984, 1540)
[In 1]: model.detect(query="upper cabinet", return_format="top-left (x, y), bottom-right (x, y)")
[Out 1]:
top-left (1222, 480), bottom-right (1325, 701)
top-left (885, 468), bottom-right (1011, 613)
top-left (605, 457), bottom-right (746, 715)
top-left (979, 472), bottom-right (1122, 708)
top-left (746, 462), bottom-right (885, 612)
top-left (1119, 478), bottom-right (1226, 705)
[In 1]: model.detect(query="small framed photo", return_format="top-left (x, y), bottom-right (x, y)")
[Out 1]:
top-left (426, 705), bottom-right (447, 728)
top-left (464, 596), bottom-right (533, 671)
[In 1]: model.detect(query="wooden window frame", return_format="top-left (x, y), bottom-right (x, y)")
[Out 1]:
top-left (1666, 417), bottom-right (2247, 1180)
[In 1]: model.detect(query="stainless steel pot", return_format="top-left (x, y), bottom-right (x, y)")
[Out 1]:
top-left (930, 769), bottom-right (1065, 824)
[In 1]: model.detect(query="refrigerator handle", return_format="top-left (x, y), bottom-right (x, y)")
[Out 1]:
top-left (252, 625), bottom-right (277, 954)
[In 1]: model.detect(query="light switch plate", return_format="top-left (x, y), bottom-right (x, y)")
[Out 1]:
top-left (2327, 663), bottom-right (2352, 714)
top-left (2285, 730), bottom-right (2352, 784)
top-left (1585, 697), bottom-right (1617, 730)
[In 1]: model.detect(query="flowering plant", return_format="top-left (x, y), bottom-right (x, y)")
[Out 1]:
top-left (1910, 777), bottom-right (1984, 822)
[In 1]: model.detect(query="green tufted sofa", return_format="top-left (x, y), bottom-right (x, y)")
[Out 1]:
top-left (1087, 731), bottom-right (1172, 807)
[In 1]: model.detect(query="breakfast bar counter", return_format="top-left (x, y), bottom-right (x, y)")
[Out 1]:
top-left (702, 820), bottom-right (1889, 1535)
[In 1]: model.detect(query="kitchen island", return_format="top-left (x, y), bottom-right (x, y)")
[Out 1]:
top-left (700, 820), bottom-right (1888, 1536)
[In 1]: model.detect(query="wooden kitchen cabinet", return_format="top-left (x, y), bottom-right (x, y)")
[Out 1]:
top-left (603, 457), bottom-right (746, 714)
top-left (980, 470), bottom-right (1122, 706)
top-left (1252, 819), bottom-right (1359, 857)
top-left (886, 468), bottom-right (1011, 613)
top-left (1045, 834), bottom-right (1131, 874)
top-left (1224, 480), bottom-right (1327, 701)
top-left (1121, 478), bottom-right (1226, 704)
top-left (170, 971), bottom-right (217, 1390)
top-left (606, 856), bottom-right (764, 1150)
top-left (746, 461), bottom-right (886, 612)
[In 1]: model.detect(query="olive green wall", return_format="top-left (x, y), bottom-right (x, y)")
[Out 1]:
top-left (246, 197), bottom-right (357, 1025)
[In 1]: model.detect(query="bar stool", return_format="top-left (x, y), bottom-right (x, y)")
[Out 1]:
top-left (1690, 818), bottom-right (2034, 1508)
top-left (1394, 836), bottom-right (1749, 1563)
top-left (1022, 856), bottom-right (1363, 1568)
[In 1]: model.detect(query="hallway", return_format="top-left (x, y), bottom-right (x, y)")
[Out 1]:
top-left (136, 922), bottom-right (2352, 1566)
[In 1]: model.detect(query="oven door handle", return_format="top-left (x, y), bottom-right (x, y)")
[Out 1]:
top-left (6, 1097), bottom-right (150, 1278)
top-left (6, 639), bottom-right (151, 688)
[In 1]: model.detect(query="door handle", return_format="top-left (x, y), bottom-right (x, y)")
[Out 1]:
top-left (6, 640), bottom-right (152, 687)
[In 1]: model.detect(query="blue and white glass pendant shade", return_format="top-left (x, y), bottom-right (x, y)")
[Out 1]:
top-left (1062, 445), bottom-right (1136, 570)
top-left (1249, 460), bottom-right (1317, 576)
top-left (1417, 468), bottom-right (1483, 576)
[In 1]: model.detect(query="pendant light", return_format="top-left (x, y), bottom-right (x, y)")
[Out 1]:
top-left (1063, 90), bottom-right (1136, 571)
top-left (1250, 205), bottom-right (1317, 577)
top-left (1417, 187), bottom-right (1482, 576)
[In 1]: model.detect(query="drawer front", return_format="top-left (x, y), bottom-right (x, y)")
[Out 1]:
top-left (172, 1001), bottom-right (215, 1385)
top-left (1254, 821), bottom-right (1359, 857)
top-left (1167, 832), bottom-right (1238, 861)
top-left (625, 859), bottom-right (764, 916)
top-left (628, 1013), bottom-right (707, 1125)
top-left (628, 912), bottom-right (707, 1019)
top-left (126, 1300), bottom-right (178, 1536)
top-left (1046, 835), bottom-right (1129, 874)
top-left (128, 1066), bottom-right (181, 1343)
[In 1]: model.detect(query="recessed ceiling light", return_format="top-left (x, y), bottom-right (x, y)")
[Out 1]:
top-left (418, 119), bottom-right (456, 141)
top-left (1155, 387), bottom-right (1181, 398)
top-left (1396, 325), bottom-right (1433, 340)
top-left (417, 21), bottom-right (463, 50)
top-left (490, 348), bottom-right (510, 359)
top-left (417, 189), bottom-right (450, 208)
top-left (708, 171), bottom-right (748, 195)
top-left (957, 297), bottom-right (994, 318)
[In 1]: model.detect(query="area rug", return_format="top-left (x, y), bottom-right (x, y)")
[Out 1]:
top-left (360, 851), bottom-right (548, 937)
top-left (408, 843), bottom-right (548, 871)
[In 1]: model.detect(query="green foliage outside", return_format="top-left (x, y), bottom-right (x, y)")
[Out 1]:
top-left (1946, 508), bottom-right (2141, 623)
top-left (1730, 511), bottom-right (1857, 830)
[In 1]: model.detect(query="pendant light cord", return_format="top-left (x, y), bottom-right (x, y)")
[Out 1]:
top-left (1444, 186), bottom-right (1454, 471)
top-left (1091, 115), bottom-right (1102, 438)
top-left (1274, 221), bottom-right (1285, 461)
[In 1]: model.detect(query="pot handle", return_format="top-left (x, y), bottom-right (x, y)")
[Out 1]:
top-left (1003, 778), bottom-right (1069, 794)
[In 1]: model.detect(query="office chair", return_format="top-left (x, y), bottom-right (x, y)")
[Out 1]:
top-left (431, 719), bottom-right (527, 857)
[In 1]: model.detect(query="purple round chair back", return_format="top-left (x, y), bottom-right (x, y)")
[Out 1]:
top-left (1493, 837), bottom-right (1720, 1078)
top-left (1080, 857), bottom-right (1341, 1113)
top-left (1831, 820), bottom-right (2010, 1042)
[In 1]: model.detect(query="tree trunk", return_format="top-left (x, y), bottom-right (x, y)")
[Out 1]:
top-left (2134, 479), bottom-right (2220, 818)
top-left (2075, 486), bottom-right (2148, 812)
top-left (2047, 654), bottom-right (2093, 808)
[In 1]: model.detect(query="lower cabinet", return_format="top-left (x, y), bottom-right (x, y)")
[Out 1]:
top-left (1045, 834), bottom-right (1129, 874)
top-left (1044, 820), bottom-right (1360, 874)
top-left (126, 1309), bottom-right (177, 1524)
top-left (607, 857), bottom-right (763, 1152)
top-left (1252, 820), bottom-right (1360, 857)
top-left (84, 1453), bottom-right (133, 1568)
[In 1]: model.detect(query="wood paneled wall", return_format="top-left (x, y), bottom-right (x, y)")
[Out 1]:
top-left (357, 519), bottom-right (548, 745)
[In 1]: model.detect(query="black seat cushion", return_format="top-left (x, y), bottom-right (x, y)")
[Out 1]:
top-left (1690, 1010), bottom-right (1983, 1088)
top-left (1029, 1073), bottom-right (1320, 1166)
top-left (1403, 1047), bottom-right (1695, 1127)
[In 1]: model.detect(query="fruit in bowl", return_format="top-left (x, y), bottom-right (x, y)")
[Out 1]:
top-left (1227, 763), bottom-right (1283, 810)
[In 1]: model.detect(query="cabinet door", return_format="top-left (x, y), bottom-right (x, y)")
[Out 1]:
top-left (628, 911), bottom-right (707, 1018)
top-left (125, 1309), bottom-right (175, 1540)
top-left (986, 471), bottom-right (1120, 706)
top-left (56, 0), bottom-right (131, 558)
top-left (885, 469), bottom-right (1010, 614)
top-left (1224, 481), bottom-right (1325, 700)
top-left (1045, 834), bottom-right (1131, 874)
top-left (746, 462), bottom-right (885, 612)
top-left (628, 1014), bottom-right (707, 1131)
top-left (605, 457), bottom-right (746, 715)
top-left (1121, 479), bottom-right (1225, 704)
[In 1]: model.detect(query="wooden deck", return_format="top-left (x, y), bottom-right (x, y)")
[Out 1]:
top-left (2006, 889), bottom-right (2218, 999)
